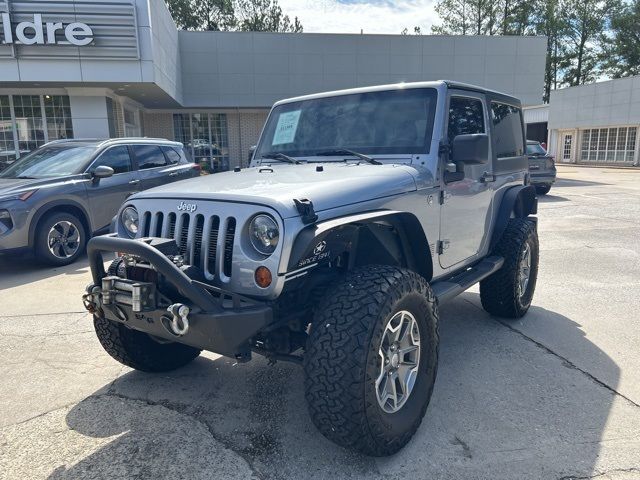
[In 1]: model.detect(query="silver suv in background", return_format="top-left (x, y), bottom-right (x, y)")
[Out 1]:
top-left (0, 138), bottom-right (199, 266)
top-left (526, 140), bottom-right (556, 195)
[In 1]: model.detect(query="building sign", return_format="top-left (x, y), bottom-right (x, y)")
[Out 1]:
top-left (0, 0), bottom-right (138, 60)
top-left (0, 13), bottom-right (94, 46)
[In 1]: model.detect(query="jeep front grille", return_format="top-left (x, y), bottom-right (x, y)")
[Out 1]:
top-left (139, 210), bottom-right (237, 281)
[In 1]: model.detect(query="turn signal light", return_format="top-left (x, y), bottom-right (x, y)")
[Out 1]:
top-left (255, 266), bottom-right (272, 288)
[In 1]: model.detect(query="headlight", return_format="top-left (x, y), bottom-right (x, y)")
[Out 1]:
top-left (121, 206), bottom-right (139, 238)
top-left (249, 214), bottom-right (279, 256)
top-left (0, 189), bottom-right (37, 202)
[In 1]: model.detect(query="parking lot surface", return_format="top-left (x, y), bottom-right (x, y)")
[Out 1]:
top-left (1, 166), bottom-right (639, 480)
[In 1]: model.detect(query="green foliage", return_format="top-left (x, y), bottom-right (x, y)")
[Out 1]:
top-left (165, 0), bottom-right (302, 32)
top-left (601, 0), bottom-right (640, 78)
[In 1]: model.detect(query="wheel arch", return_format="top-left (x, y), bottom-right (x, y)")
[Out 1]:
top-left (490, 185), bottom-right (537, 251)
top-left (287, 210), bottom-right (434, 281)
top-left (29, 200), bottom-right (92, 247)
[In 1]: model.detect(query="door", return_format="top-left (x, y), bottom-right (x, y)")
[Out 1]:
top-left (439, 93), bottom-right (493, 269)
top-left (161, 146), bottom-right (196, 181)
top-left (561, 132), bottom-right (573, 162)
top-left (131, 144), bottom-right (176, 190)
top-left (86, 145), bottom-right (141, 230)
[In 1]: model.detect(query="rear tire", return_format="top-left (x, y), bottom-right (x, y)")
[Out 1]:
top-left (35, 212), bottom-right (86, 266)
top-left (535, 184), bottom-right (551, 195)
top-left (93, 315), bottom-right (201, 372)
top-left (480, 218), bottom-right (539, 318)
top-left (304, 265), bottom-right (439, 456)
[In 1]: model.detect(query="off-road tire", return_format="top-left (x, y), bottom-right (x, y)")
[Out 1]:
top-left (303, 265), bottom-right (439, 456)
top-left (93, 315), bottom-right (201, 372)
top-left (535, 184), bottom-right (551, 195)
top-left (480, 218), bottom-right (539, 318)
top-left (35, 211), bottom-right (86, 266)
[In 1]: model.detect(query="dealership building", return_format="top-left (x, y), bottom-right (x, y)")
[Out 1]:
top-left (524, 76), bottom-right (640, 167)
top-left (0, 0), bottom-right (547, 170)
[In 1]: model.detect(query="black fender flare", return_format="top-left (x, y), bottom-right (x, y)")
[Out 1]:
top-left (287, 210), bottom-right (433, 281)
top-left (490, 185), bottom-right (537, 251)
top-left (28, 199), bottom-right (93, 247)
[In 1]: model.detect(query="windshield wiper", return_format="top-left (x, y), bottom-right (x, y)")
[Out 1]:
top-left (16, 175), bottom-right (36, 179)
top-left (260, 152), bottom-right (303, 164)
top-left (315, 149), bottom-right (382, 165)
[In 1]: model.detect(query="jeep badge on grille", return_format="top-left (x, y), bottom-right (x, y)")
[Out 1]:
top-left (177, 201), bottom-right (197, 213)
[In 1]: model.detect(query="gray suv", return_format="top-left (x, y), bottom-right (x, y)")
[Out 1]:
top-left (83, 81), bottom-right (539, 456)
top-left (0, 138), bottom-right (198, 266)
top-left (526, 140), bottom-right (556, 195)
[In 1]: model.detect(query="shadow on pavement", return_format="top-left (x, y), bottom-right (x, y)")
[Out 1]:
top-left (0, 254), bottom-right (89, 289)
top-left (555, 177), bottom-right (610, 188)
top-left (538, 193), bottom-right (570, 203)
top-left (53, 296), bottom-right (619, 479)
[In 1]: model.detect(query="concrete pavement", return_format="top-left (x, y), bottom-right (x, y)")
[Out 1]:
top-left (1, 166), bottom-right (639, 479)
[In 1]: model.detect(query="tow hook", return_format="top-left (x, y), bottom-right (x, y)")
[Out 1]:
top-left (164, 303), bottom-right (190, 336)
top-left (82, 284), bottom-right (103, 316)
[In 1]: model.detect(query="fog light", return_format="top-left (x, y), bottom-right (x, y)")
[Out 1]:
top-left (255, 266), bottom-right (272, 288)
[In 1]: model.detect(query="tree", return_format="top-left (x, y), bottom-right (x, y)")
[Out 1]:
top-left (532, 0), bottom-right (570, 102)
top-left (164, 0), bottom-right (302, 32)
top-left (601, 0), bottom-right (640, 78)
top-left (167, 0), bottom-right (235, 31)
top-left (561, 0), bottom-right (611, 86)
top-left (431, 0), bottom-right (472, 35)
top-left (235, 0), bottom-right (303, 32)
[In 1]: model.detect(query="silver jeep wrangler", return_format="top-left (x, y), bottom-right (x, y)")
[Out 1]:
top-left (84, 81), bottom-right (539, 456)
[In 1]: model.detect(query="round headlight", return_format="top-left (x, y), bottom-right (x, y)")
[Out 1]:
top-left (121, 206), bottom-right (139, 238)
top-left (249, 214), bottom-right (279, 256)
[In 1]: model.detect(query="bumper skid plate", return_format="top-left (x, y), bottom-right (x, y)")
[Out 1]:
top-left (85, 234), bottom-right (272, 361)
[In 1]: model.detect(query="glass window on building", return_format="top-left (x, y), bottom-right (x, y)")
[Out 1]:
top-left (579, 127), bottom-right (637, 164)
top-left (0, 96), bottom-right (16, 169)
top-left (0, 95), bottom-right (74, 169)
top-left (173, 113), bottom-right (229, 173)
top-left (44, 95), bottom-right (73, 141)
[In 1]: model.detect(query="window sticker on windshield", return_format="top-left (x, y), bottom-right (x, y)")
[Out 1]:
top-left (272, 110), bottom-right (301, 145)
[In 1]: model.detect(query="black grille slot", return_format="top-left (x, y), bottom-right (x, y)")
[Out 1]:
top-left (223, 217), bottom-right (236, 277)
top-left (167, 213), bottom-right (176, 239)
top-left (154, 212), bottom-right (164, 237)
top-left (142, 212), bottom-right (151, 237)
top-left (193, 214), bottom-right (204, 268)
top-left (207, 216), bottom-right (220, 276)
top-left (178, 214), bottom-right (190, 256)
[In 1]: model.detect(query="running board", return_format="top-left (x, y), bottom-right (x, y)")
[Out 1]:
top-left (431, 256), bottom-right (504, 304)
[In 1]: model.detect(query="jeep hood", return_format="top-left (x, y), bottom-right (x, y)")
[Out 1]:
top-left (133, 163), bottom-right (418, 218)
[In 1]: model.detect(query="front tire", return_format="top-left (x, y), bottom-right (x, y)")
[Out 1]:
top-left (94, 316), bottom-right (201, 372)
top-left (304, 265), bottom-right (439, 456)
top-left (480, 218), bottom-right (539, 318)
top-left (34, 212), bottom-right (87, 266)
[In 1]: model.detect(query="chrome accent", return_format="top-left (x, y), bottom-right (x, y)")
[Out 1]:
top-left (47, 220), bottom-right (81, 259)
top-left (518, 242), bottom-right (532, 298)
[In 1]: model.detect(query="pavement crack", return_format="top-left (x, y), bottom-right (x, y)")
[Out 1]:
top-left (462, 298), bottom-right (640, 410)
top-left (558, 467), bottom-right (640, 479)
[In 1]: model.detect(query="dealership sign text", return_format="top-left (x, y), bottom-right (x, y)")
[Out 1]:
top-left (0, 13), bottom-right (93, 46)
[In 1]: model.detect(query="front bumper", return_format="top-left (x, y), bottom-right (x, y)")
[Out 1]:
top-left (86, 234), bottom-right (273, 361)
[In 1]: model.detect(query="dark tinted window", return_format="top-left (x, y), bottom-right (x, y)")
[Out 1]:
top-left (162, 146), bottom-right (181, 164)
top-left (447, 97), bottom-right (485, 143)
top-left (133, 145), bottom-right (167, 169)
top-left (92, 146), bottom-right (131, 174)
top-left (491, 102), bottom-right (524, 158)
top-left (526, 143), bottom-right (546, 155)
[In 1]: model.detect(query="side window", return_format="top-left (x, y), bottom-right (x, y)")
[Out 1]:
top-left (133, 145), bottom-right (168, 170)
top-left (161, 146), bottom-right (181, 165)
top-left (491, 102), bottom-right (524, 158)
top-left (91, 146), bottom-right (132, 175)
top-left (447, 96), bottom-right (485, 143)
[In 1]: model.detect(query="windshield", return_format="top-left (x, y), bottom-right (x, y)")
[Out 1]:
top-left (256, 88), bottom-right (438, 159)
top-left (526, 143), bottom-right (547, 155)
top-left (0, 145), bottom-right (96, 179)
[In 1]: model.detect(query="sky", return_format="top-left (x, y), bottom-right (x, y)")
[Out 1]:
top-left (277, 0), bottom-right (439, 35)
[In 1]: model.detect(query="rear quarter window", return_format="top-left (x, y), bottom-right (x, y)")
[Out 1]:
top-left (161, 146), bottom-right (182, 164)
top-left (491, 102), bottom-right (524, 158)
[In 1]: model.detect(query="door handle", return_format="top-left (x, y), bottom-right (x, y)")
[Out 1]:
top-left (129, 179), bottom-right (140, 185)
top-left (169, 172), bottom-right (179, 177)
top-left (480, 172), bottom-right (495, 183)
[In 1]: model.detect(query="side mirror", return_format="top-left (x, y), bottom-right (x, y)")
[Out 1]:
top-left (452, 134), bottom-right (489, 164)
top-left (92, 165), bottom-right (114, 179)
